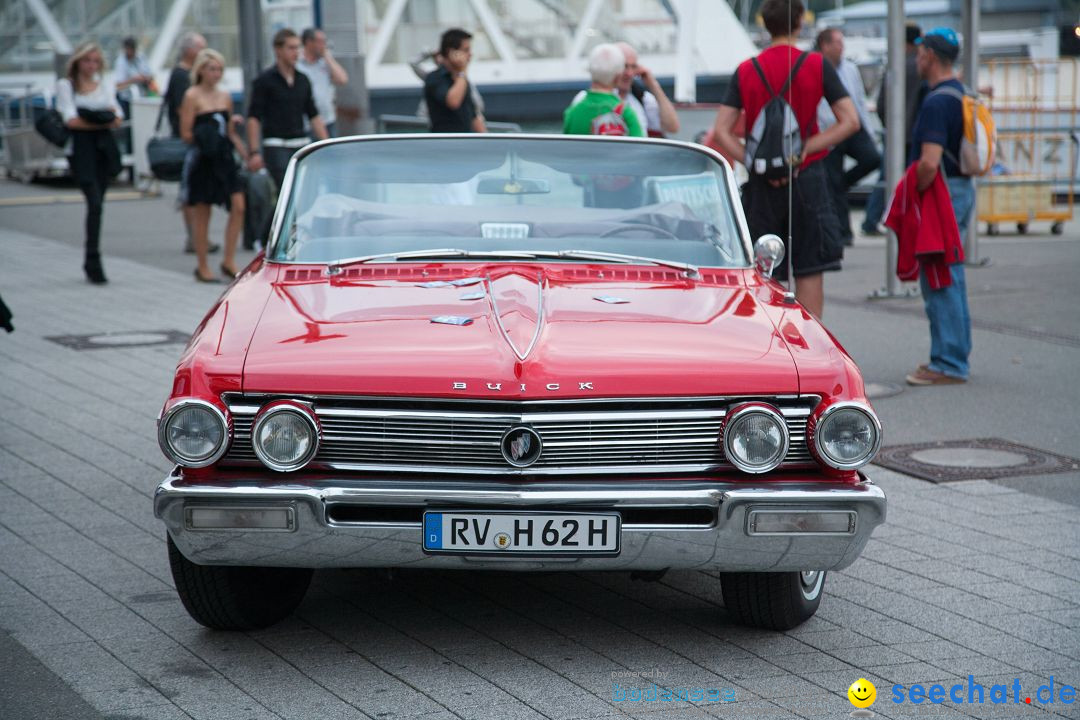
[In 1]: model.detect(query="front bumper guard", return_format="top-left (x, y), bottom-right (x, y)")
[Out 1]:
top-left (155, 470), bottom-right (886, 571)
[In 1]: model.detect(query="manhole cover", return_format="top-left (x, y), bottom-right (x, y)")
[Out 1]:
top-left (909, 448), bottom-right (1028, 468)
top-left (46, 330), bottom-right (190, 351)
top-left (865, 381), bottom-right (904, 400)
top-left (874, 438), bottom-right (1080, 482)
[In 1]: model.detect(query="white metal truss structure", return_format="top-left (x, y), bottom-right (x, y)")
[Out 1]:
top-left (1, 0), bottom-right (756, 101)
top-left (360, 0), bottom-right (757, 100)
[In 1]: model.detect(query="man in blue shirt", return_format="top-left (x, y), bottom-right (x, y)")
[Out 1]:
top-left (905, 27), bottom-right (973, 386)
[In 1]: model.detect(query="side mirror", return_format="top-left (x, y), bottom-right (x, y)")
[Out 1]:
top-left (754, 234), bottom-right (786, 278)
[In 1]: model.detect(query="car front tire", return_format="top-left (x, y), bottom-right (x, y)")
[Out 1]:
top-left (167, 535), bottom-right (313, 631)
top-left (720, 570), bottom-right (825, 630)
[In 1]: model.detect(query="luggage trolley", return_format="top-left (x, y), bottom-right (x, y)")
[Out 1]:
top-left (0, 87), bottom-right (68, 184)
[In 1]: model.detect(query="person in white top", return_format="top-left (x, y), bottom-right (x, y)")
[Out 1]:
top-left (114, 36), bottom-right (156, 107)
top-left (815, 28), bottom-right (881, 245)
top-left (55, 41), bottom-right (124, 284)
top-left (297, 28), bottom-right (348, 137)
top-left (570, 41), bottom-right (679, 138)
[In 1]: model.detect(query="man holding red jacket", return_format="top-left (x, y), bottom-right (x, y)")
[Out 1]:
top-left (894, 28), bottom-right (974, 386)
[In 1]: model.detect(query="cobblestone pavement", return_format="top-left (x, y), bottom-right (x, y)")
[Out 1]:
top-left (1, 226), bottom-right (1078, 720)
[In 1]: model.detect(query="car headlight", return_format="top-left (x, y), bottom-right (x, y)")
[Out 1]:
top-left (252, 402), bottom-right (319, 472)
top-left (158, 399), bottom-right (230, 468)
top-left (811, 402), bottom-right (882, 470)
top-left (723, 403), bottom-right (790, 474)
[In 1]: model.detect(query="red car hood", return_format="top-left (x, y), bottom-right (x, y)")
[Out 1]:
top-left (241, 266), bottom-right (798, 398)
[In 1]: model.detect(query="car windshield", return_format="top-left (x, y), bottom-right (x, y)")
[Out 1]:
top-left (272, 136), bottom-right (749, 268)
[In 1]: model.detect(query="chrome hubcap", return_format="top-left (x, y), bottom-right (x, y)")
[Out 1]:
top-left (800, 571), bottom-right (820, 590)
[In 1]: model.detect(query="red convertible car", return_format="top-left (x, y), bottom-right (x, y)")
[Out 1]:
top-left (155, 135), bottom-right (885, 631)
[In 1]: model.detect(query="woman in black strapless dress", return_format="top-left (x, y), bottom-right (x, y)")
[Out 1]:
top-left (179, 48), bottom-right (248, 282)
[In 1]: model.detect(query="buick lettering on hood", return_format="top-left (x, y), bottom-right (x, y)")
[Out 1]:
top-left (155, 135), bottom-right (885, 631)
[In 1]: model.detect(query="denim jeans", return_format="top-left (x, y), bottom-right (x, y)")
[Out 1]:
top-left (862, 182), bottom-right (885, 232)
top-left (920, 176), bottom-right (974, 379)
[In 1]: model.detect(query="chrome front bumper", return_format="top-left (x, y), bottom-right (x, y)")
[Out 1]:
top-left (155, 470), bottom-right (886, 571)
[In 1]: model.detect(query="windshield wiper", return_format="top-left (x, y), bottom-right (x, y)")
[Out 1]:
top-left (543, 250), bottom-right (699, 277)
top-left (323, 248), bottom-right (698, 277)
top-left (324, 248), bottom-right (532, 274)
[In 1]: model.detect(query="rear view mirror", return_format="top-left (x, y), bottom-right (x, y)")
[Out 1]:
top-left (476, 177), bottom-right (551, 195)
top-left (754, 234), bottom-right (785, 278)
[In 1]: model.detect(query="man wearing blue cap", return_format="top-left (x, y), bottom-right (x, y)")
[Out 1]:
top-left (905, 27), bottom-right (972, 386)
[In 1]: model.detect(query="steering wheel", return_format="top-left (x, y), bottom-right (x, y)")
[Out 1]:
top-left (599, 224), bottom-right (680, 240)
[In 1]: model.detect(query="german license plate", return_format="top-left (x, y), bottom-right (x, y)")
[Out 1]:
top-left (423, 511), bottom-right (620, 555)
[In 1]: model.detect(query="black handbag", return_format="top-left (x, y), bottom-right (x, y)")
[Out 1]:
top-left (146, 103), bottom-right (188, 181)
top-left (34, 109), bottom-right (70, 148)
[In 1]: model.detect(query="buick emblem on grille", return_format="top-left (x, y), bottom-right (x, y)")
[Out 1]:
top-left (500, 426), bottom-right (543, 467)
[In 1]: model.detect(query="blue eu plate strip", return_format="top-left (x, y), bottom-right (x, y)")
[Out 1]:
top-left (424, 513), bottom-right (443, 549)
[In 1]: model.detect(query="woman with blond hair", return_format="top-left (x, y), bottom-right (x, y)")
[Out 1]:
top-left (179, 48), bottom-right (247, 282)
top-left (55, 41), bottom-right (124, 284)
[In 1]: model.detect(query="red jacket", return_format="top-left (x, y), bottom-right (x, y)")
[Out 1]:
top-left (884, 162), bottom-right (964, 289)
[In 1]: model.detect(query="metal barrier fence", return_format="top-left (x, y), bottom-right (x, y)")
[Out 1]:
top-left (978, 58), bottom-right (1079, 235)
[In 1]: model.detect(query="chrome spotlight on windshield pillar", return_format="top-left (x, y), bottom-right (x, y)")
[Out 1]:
top-left (754, 234), bottom-right (785, 279)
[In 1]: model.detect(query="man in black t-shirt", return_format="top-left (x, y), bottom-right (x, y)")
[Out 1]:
top-left (246, 28), bottom-right (328, 248)
top-left (423, 28), bottom-right (487, 133)
top-left (164, 32), bottom-right (206, 137)
top-left (246, 28), bottom-right (328, 191)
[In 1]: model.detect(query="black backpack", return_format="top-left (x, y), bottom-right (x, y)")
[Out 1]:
top-left (745, 52), bottom-right (808, 181)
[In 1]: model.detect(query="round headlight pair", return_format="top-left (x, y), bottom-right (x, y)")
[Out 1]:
top-left (810, 402), bottom-right (882, 470)
top-left (251, 402), bottom-right (320, 472)
top-left (723, 404), bottom-right (790, 474)
top-left (158, 400), bottom-right (230, 468)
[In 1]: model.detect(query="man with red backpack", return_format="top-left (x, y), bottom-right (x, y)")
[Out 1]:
top-left (563, 43), bottom-right (644, 138)
top-left (711, 0), bottom-right (860, 319)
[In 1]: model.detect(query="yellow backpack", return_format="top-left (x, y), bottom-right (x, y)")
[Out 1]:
top-left (929, 85), bottom-right (997, 176)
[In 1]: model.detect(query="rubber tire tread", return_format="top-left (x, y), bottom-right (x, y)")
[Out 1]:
top-left (719, 571), bottom-right (823, 631)
top-left (167, 535), bottom-right (313, 631)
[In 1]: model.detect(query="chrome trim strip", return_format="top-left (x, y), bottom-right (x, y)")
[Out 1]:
top-left (222, 393), bottom-right (814, 407)
top-left (157, 399), bottom-right (231, 468)
top-left (311, 461), bottom-right (818, 476)
top-left (486, 272), bottom-right (545, 362)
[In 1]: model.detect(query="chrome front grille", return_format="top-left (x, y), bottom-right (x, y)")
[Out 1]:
top-left (223, 396), bottom-right (817, 475)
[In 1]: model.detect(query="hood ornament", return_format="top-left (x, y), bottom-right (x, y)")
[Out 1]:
top-left (487, 272), bottom-right (544, 362)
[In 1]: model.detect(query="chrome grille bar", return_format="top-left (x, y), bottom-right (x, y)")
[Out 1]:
top-left (223, 396), bottom-right (818, 475)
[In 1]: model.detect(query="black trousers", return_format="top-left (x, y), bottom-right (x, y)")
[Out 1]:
top-left (263, 145), bottom-right (299, 190)
top-left (258, 145), bottom-right (300, 246)
top-left (70, 152), bottom-right (113, 260)
top-left (825, 127), bottom-right (881, 240)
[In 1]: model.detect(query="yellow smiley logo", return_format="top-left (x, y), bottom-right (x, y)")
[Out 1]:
top-left (848, 678), bottom-right (877, 709)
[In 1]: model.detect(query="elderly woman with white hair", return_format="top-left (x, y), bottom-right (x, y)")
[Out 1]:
top-left (563, 43), bottom-right (644, 137)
